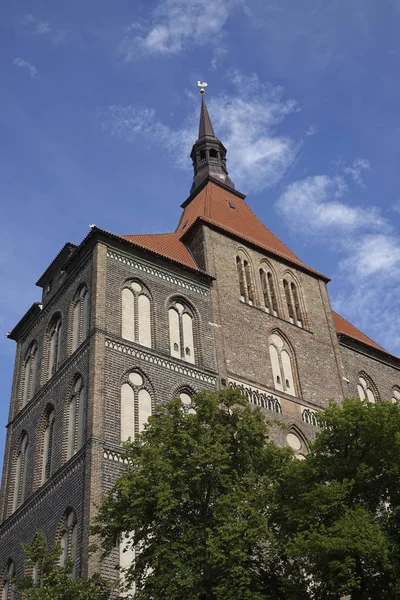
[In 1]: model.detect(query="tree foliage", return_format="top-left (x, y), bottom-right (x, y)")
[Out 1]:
top-left (12, 532), bottom-right (112, 600)
top-left (94, 391), bottom-right (400, 600)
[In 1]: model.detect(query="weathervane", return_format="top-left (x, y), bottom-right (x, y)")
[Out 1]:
top-left (197, 81), bottom-right (208, 95)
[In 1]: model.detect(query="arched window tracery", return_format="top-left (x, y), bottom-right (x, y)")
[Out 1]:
top-left (269, 332), bottom-right (298, 397)
top-left (12, 432), bottom-right (29, 513)
top-left (391, 386), bottom-right (400, 404)
top-left (235, 253), bottom-right (255, 305)
top-left (168, 300), bottom-right (196, 364)
top-left (71, 285), bottom-right (89, 353)
top-left (21, 341), bottom-right (39, 407)
top-left (120, 371), bottom-right (153, 443)
top-left (66, 377), bottom-right (85, 461)
top-left (176, 388), bottom-right (196, 414)
top-left (286, 428), bottom-right (308, 460)
top-left (357, 373), bottom-right (378, 403)
top-left (283, 275), bottom-right (305, 328)
top-left (259, 266), bottom-right (278, 316)
top-left (121, 280), bottom-right (152, 348)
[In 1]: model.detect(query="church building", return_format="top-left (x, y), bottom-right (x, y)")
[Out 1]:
top-left (1, 90), bottom-right (400, 593)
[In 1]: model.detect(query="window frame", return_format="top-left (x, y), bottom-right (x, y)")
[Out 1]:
top-left (168, 299), bottom-right (197, 364)
top-left (121, 279), bottom-right (153, 348)
top-left (268, 331), bottom-right (299, 397)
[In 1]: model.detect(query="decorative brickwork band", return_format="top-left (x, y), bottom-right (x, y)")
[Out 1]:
top-left (301, 407), bottom-right (319, 426)
top-left (107, 250), bottom-right (209, 297)
top-left (227, 378), bottom-right (282, 413)
top-left (105, 339), bottom-right (217, 385)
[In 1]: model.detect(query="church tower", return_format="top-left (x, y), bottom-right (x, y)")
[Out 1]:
top-left (1, 89), bottom-right (399, 594)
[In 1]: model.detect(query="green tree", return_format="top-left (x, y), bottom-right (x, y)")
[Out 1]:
top-left (12, 531), bottom-right (112, 600)
top-left (93, 389), bottom-right (291, 600)
top-left (273, 398), bottom-right (400, 600)
top-left (94, 392), bottom-right (400, 600)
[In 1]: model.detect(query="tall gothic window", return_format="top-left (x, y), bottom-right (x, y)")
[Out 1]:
top-left (12, 432), bottom-right (29, 513)
top-left (120, 372), bottom-right (152, 443)
top-left (269, 333), bottom-right (297, 397)
top-left (66, 377), bottom-right (85, 460)
top-left (22, 341), bottom-right (39, 407)
top-left (59, 509), bottom-right (78, 577)
top-left (41, 407), bottom-right (55, 485)
top-left (357, 374), bottom-right (377, 403)
top-left (283, 277), bottom-right (304, 327)
top-left (236, 255), bottom-right (255, 305)
top-left (286, 428), bottom-right (307, 461)
top-left (259, 267), bottom-right (278, 316)
top-left (48, 315), bottom-right (62, 378)
top-left (2, 560), bottom-right (16, 600)
top-left (121, 281), bottom-right (152, 348)
top-left (71, 286), bottom-right (89, 353)
top-left (168, 301), bottom-right (195, 364)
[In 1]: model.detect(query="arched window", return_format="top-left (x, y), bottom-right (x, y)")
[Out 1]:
top-left (48, 315), bottom-right (62, 378)
top-left (2, 560), bottom-right (16, 600)
top-left (259, 268), bottom-right (278, 316)
top-left (286, 428), bottom-right (307, 460)
top-left (269, 333), bottom-right (297, 397)
top-left (66, 377), bottom-right (85, 460)
top-left (283, 277), bottom-right (304, 327)
top-left (357, 374), bottom-right (378, 403)
top-left (121, 281), bottom-right (152, 348)
top-left (41, 407), bottom-right (55, 484)
top-left (168, 300), bottom-right (195, 364)
top-left (12, 432), bottom-right (29, 513)
top-left (236, 254), bottom-right (255, 305)
top-left (59, 509), bottom-right (78, 577)
top-left (391, 387), bottom-right (400, 404)
top-left (22, 341), bottom-right (39, 407)
top-left (120, 372), bottom-right (152, 443)
top-left (177, 389), bottom-right (196, 414)
top-left (71, 286), bottom-right (89, 353)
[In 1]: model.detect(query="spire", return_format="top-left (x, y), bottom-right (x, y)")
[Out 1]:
top-left (198, 95), bottom-right (215, 138)
top-left (190, 83), bottom-right (235, 195)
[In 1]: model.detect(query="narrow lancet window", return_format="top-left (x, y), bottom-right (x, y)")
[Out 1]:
top-left (41, 408), bottom-right (55, 484)
top-left (168, 301), bottom-right (195, 364)
top-left (66, 377), bottom-right (84, 460)
top-left (121, 372), bottom-right (152, 443)
top-left (269, 333), bottom-right (297, 397)
top-left (48, 316), bottom-right (62, 378)
top-left (71, 286), bottom-right (89, 353)
top-left (12, 433), bottom-right (29, 513)
top-left (22, 341), bottom-right (39, 406)
top-left (121, 281), bottom-right (152, 348)
top-left (357, 375), bottom-right (377, 403)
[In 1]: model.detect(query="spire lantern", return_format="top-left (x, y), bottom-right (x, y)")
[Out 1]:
top-left (190, 83), bottom-right (235, 195)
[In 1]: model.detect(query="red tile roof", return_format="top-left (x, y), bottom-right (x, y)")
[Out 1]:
top-left (178, 181), bottom-right (329, 281)
top-left (119, 232), bottom-right (199, 271)
top-left (332, 311), bottom-right (389, 354)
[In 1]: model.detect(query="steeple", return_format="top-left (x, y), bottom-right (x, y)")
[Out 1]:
top-left (190, 88), bottom-right (235, 195)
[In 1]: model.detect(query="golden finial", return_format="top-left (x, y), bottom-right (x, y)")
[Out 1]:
top-left (197, 81), bottom-right (208, 95)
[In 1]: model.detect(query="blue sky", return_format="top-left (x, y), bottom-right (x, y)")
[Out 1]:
top-left (1, 0), bottom-right (400, 464)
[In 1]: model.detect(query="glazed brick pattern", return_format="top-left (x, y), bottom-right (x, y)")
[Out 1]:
top-left (0, 452), bottom-right (85, 583)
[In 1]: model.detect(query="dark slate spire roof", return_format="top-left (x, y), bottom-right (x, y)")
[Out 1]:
top-left (190, 94), bottom-right (235, 194)
top-left (198, 95), bottom-right (215, 138)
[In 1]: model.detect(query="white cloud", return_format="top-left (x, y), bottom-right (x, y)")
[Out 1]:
top-left (23, 14), bottom-right (52, 35)
top-left (277, 168), bottom-right (400, 355)
top-left (13, 57), bottom-right (38, 79)
top-left (305, 125), bottom-right (318, 136)
top-left (102, 73), bottom-right (298, 192)
top-left (342, 157), bottom-right (370, 186)
top-left (276, 174), bottom-right (384, 235)
top-left (340, 234), bottom-right (400, 279)
top-left (119, 0), bottom-right (236, 59)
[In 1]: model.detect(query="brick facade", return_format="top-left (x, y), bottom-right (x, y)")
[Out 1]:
top-left (1, 180), bottom-right (400, 590)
